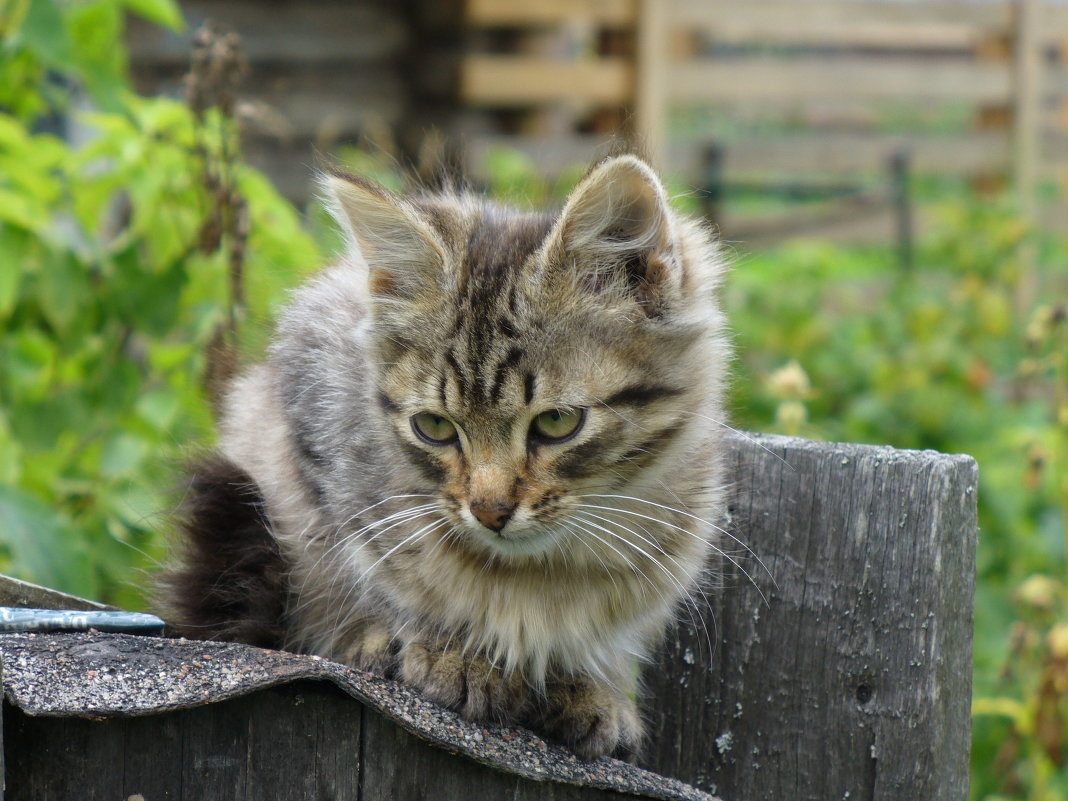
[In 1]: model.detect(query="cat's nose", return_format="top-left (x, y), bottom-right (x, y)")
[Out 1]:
top-left (470, 500), bottom-right (514, 533)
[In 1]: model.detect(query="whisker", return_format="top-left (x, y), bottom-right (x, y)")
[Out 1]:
top-left (571, 512), bottom-right (715, 664)
top-left (661, 408), bottom-right (794, 471)
top-left (324, 516), bottom-right (447, 639)
top-left (558, 521), bottom-right (622, 595)
top-left (578, 493), bottom-right (777, 590)
top-left (574, 501), bottom-right (771, 606)
top-left (292, 504), bottom-right (439, 610)
top-left (566, 517), bottom-right (668, 608)
top-left (356, 518), bottom-right (448, 584)
top-left (291, 506), bottom-right (440, 618)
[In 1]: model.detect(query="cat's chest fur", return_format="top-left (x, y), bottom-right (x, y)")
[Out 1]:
top-left (163, 154), bottom-right (728, 759)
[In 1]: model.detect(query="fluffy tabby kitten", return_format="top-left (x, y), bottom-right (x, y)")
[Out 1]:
top-left (161, 154), bottom-right (729, 759)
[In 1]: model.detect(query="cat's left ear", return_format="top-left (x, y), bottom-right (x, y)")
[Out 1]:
top-left (547, 155), bottom-right (681, 317)
top-left (321, 169), bottom-right (446, 299)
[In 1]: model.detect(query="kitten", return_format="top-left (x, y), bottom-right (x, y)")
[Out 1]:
top-left (161, 154), bottom-right (729, 759)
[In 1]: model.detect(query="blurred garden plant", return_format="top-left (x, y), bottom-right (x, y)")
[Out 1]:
top-left (0, 0), bottom-right (320, 606)
top-left (970, 303), bottom-right (1068, 801)
top-left (727, 207), bottom-right (1068, 800)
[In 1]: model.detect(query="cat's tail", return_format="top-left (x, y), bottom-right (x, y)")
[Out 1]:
top-left (156, 454), bottom-right (289, 648)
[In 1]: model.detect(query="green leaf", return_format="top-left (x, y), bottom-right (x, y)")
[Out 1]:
top-left (0, 410), bottom-right (22, 485)
top-left (0, 187), bottom-right (47, 231)
top-left (111, 246), bottom-right (188, 336)
top-left (36, 248), bottom-right (90, 335)
top-left (67, 2), bottom-right (126, 112)
top-left (121, 0), bottom-right (184, 31)
top-left (0, 113), bottom-right (32, 150)
top-left (0, 225), bottom-right (30, 320)
top-left (135, 390), bottom-right (180, 431)
top-left (0, 485), bottom-right (96, 597)
top-left (3, 329), bottom-right (56, 399)
top-left (99, 433), bottom-right (148, 478)
top-left (18, 0), bottom-right (74, 70)
top-left (106, 481), bottom-right (159, 530)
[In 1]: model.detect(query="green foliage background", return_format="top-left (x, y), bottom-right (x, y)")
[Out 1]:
top-left (1, 3), bottom-right (1067, 799)
top-left (0, 0), bottom-right (320, 607)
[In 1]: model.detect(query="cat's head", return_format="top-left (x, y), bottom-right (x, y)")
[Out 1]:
top-left (322, 155), bottom-right (725, 561)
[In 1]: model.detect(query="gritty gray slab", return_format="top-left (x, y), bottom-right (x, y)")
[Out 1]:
top-left (0, 631), bottom-right (717, 801)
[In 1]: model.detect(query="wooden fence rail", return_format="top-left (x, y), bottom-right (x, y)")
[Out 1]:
top-left (459, 0), bottom-right (1068, 243)
top-left (126, 0), bottom-right (1068, 243)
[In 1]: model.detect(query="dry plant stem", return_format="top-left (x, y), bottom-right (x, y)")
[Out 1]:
top-left (1056, 324), bottom-right (1068, 563)
top-left (183, 21), bottom-right (250, 407)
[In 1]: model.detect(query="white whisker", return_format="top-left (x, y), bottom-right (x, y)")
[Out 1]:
top-left (571, 509), bottom-right (716, 664)
top-left (574, 501), bottom-right (771, 606)
top-left (578, 493), bottom-right (777, 590)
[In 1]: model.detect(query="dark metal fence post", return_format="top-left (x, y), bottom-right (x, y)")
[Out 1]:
top-left (700, 144), bottom-right (724, 228)
top-left (890, 149), bottom-right (914, 272)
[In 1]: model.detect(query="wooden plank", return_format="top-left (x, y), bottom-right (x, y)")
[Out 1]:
top-left (4, 703), bottom-right (125, 801)
top-left (694, 20), bottom-right (979, 51)
top-left (690, 132), bottom-right (1016, 177)
top-left (671, 0), bottom-right (991, 51)
top-left (4, 684), bottom-right (365, 801)
top-left (460, 55), bottom-right (632, 105)
top-left (668, 57), bottom-right (1014, 103)
top-left (720, 204), bottom-right (905, 247)
top-left (463, 131), bottom-right (1013, 180)
top-left (464, 133), bottom-right (608, 179)
top-left (358, 707), bottom-right (648, 801)
top-left (635, 0), bottom-right (669, 167)
top-left (466, 0), bottom-right (635, 27)
top-left (180, 701), bottom-right (249, 799)
top-left (241, 140), bottom-right (320, 202)
top-left (134, 67), bottom-right (407, 141)
top-left (122, 713), bottom-right (184, 800)
top-left (0, 574), bottom-right (111, 611)
top-left (641, 433), bottom-right (977, 800)
top-left (245, 683), bottom-right (362, 800)
top-left (126, 0), bottom-right (408, 65)
top-left (1013, 0), bottom-right (1044, 200)
top-left (670, 0), bottom-right (1038, 35)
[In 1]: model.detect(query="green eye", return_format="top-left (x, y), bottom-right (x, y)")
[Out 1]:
top-left (411, 412), bottom-right (458, 445)
top-left (531, 408), bottom-right (585, 442)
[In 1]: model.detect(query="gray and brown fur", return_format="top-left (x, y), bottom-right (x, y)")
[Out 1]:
top-left (160, 155), bottom-right (730, 759)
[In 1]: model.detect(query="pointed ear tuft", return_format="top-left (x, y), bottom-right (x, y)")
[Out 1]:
top-left (551, 155), bottom-right (680, 317)
top-left (320, 170), bottom-right (446, 299)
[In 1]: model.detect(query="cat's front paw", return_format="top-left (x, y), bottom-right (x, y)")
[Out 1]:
top-left (336, 621), bottom-right (397, 677)
top-left (540, 677), bottom-right (642, 761)
top-left (399, 637), bottom-right (528, 723)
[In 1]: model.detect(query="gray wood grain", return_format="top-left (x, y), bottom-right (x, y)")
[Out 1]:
top-left (0, 574), bottom-right (111, 611)
top-left (641, 432), bottom-right (978, 801)
top-left (3, 684), bottom-right (684, 801)
top-left (359, 706), bottom-right (652, 801)
top-left (126, 0), bottom-right (407, 64)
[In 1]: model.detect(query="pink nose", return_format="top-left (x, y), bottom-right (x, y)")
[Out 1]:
top-left (470, 500), bottom-right (514, 533)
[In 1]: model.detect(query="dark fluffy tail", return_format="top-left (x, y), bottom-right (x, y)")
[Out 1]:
top-left (157, 454), bottom-right (289, 648)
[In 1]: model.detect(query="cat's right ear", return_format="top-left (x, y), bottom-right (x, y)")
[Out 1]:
top-left (321, 170), bottom-right (446, 298)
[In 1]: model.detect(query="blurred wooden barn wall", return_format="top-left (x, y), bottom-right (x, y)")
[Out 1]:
top-left (126, 0), bottom-right (463, 202)
top-left (128, 0), bottom-right (1068, 244)
top-left (458, 0), bottom-right (1068, 244)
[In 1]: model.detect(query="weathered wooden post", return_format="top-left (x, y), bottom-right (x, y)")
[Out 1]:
top-left (642, 432), bottom-right (977, 800)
